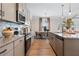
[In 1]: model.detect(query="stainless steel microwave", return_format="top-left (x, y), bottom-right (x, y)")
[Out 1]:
top-left (18, 13), bottom-right (25, 23)
top-left (16, 11), bottom-right (25, 24)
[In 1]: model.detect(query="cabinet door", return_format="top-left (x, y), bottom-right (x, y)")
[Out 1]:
top-left (18, 3), bottom-right (23, 12)
top-left (52, 35), bottom-right (56, 51)
top-left (0, 43), bottom-right (13, 56)
top-left (48, 33), bottom-right (55, 50)
top-left (2, 3), bottom-right (16, 22)
top-left (55, 38), bottom-right (63, 56)
top-left (64, 39), bottom-right (79, 56)
top-left (4, 50), bottom-right (13, 56)
top-left (14, 37), bottom-right (24, 56)
top-left (48, 33), bottom-right (52, 45)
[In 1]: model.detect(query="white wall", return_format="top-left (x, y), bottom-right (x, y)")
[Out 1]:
top-left (50, 17), bottom-right (79, 33)
top-left (27, 3), bottom-right (79, 17)
top-left (31, 16), bottom-right (63, 34)
top-left (50, 16), bottom-right (63, 32)
top-left (31, 16), bottom-right (39, 36)
top-left (73, 18), bottom-right (79, 31)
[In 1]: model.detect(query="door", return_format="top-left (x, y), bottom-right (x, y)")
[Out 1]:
top-left (39, 17), bottom-right (50, 32)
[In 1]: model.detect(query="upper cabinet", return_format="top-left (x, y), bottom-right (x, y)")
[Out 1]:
top-left (0, 3), bottom-right (28, 23)
top-left (18, 3), bottom-right (26, 16)
top-left (18, 3), bottom-right (23, 13)
top-left (2, 3), bottom-right (16, 22)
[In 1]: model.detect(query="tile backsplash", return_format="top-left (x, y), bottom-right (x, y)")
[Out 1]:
top-left (0, 22), bottom-right (22, 37)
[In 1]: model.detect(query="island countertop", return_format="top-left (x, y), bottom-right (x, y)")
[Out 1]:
top-left (53, 32), bottom-right (79, 39)
top-left (48, 32), bottom-right (79, 56)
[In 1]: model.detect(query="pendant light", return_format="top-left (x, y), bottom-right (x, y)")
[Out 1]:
top-left (61, 4), bottom-right (64, 19)
top-left (61, 4), bottom-right (64, 17)
top-left (69, 3), bottom-right (71, 16)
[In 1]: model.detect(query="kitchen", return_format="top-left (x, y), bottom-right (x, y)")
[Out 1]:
top-left (0, 3), bottom-right (79, 56)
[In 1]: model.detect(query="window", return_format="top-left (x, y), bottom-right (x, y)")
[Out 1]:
top-left (39, 17), bottom-right (50, 32)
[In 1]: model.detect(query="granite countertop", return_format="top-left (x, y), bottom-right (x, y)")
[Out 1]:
top-left (0, 35), bottom-right (24, 48)
top-left (54, 32), bottom-right (79, 39)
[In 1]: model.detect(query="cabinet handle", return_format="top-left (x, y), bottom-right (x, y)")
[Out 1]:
top-left (0, 49), bottom-right (7, 54)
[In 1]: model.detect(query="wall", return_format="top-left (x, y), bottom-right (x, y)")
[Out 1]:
top-left (50, 16), bottom-right (63, 33)
top-left (31, 16), bottom-right (39, 36)
top-left (50, 17), bottom-right (79, 33)
top-left (31, 16), bottom-right (63, 34)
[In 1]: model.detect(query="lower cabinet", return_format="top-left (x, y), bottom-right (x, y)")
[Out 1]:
top-left (48, 32), bottom-right (63, 56)
top-left (0, 43), bottom-right (13, 56)
top-left (4, 50), bottom-right (13, 56)
top-left (48, 33), bottom-right (56, 53)
top-left (0, 37), bottom-right (24, 56)
top-left (55, 37), bottom-right (63, 56)
top-left (48, 32), bottom-right (79, 56)
top-left (64, 39), bottom-right (79, 56)
top-left (51, 34), bottom-right (56, 52)
top-left (14, 37), bottom-right (24, 56)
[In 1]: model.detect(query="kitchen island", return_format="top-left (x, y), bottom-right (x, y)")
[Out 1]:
top-left (48, 32), bottom-right (79, 56)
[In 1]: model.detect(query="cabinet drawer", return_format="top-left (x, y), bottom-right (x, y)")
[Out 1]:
top-left (4, 50), bottom-right (13, 56)
top-left (55, 38), bottom-right (63, 56)
top-left (0, 43), bottom-right (13, 56)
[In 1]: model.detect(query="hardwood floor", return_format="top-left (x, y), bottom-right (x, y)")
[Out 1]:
top-left (26, 39), bottom-right (56, 56)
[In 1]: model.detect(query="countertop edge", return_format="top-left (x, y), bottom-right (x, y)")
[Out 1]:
top-left (0, 35), bottom-right (24, 48)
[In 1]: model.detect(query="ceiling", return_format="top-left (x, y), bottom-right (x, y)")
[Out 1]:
top-left (26, 3), bottom-right (79, 17)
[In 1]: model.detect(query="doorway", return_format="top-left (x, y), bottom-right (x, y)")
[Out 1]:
top-left (39, 17), bottom-right (50, 32)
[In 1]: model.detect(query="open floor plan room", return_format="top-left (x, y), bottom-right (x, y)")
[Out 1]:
top-left (0, 3), bottom-right (79, 56)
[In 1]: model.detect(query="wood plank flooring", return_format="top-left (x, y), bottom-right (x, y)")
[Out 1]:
top-left (26, 39), bottom-right (56, 56)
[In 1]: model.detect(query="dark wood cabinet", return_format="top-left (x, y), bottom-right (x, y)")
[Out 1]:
top-left (48, 32), bottom-right (63, 56)
top-left (48, 32), bottom-right (56, 54)
top-left (48, 32), bottom-right (79, 56)
top-left (55, 36), bottom-right (63, 56)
